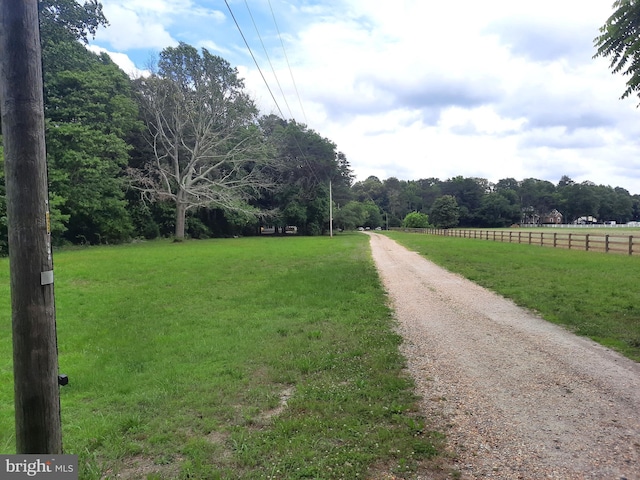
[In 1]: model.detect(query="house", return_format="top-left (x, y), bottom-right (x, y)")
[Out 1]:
top-left (541, 209), bottom-right (563, 224)
top-left (575, 215), bottom-right (597, 225)
top-left (522, 208), bottom-right (563, 225)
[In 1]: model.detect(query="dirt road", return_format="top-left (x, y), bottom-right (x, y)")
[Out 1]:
top-left (366, 232), bottom-right (640, 479)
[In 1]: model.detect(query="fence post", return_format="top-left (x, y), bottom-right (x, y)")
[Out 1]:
top-left (605, 234), bottom-right (609, 253)
top-left (586, 234), bottom-right (590, 252)
top-left (540, 232), bottom-right (543, 246)
top-left (629, 236), bottom-right (633, 256)
top-left (553, 232), bottom-right (557, 248)
top-left (528, 232), bottom-right (532, 245)
top-left (568, 233), bottom-right (572, 250)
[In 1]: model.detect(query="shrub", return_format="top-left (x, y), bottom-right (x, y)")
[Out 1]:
top-left (402, 211), bottom-right (431, 228)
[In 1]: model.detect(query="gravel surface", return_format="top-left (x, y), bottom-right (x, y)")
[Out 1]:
top-left (366, 232), bottom-right (640, 480)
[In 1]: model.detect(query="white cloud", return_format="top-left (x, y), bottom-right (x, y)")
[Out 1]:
top-left (93, 3), bottom-right (176, 50)
top-left (269, 0), bottom-right (640, 191)
top-left (91, 0), bottom-right (640, 193)
top-left (93, 0), bottom-right (226, 51)
top-left (86, 45), bottom-right (150, 78)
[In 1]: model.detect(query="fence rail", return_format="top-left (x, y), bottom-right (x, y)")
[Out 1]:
top-left (393, 228), bottom-right (638, 256)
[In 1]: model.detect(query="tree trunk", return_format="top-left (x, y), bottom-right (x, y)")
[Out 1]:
top-left (175, 199), bottom-right (187, 241)
top-left (0, 0), bottom-right (62, 453)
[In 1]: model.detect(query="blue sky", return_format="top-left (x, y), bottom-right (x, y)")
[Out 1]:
top-left (88, 0), bottom-right (640, 194)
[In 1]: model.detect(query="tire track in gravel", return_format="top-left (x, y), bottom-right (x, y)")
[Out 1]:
top-left (366, 232), bottom-right (640, 480)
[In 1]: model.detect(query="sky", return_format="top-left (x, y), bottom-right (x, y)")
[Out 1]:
top-left (87, 0), bottom-right (640, 194)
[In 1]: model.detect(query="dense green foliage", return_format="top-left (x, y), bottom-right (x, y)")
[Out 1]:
top-left (386, 231), bottom-right (640, 362)
top-left (39, 0), bottom-right (107, 45)
top-left (349, 175), bottom-right (639, 230)
top-left (44, 52), bottom-right (140, 244)
top-left (429, 195), bottom-right (460, 228)
top-left (257, 115), bottom-right (354, 235)
top-left (0, 236), bottom-right (445, 478)
top-left (401, 211), bottom-right (431, 228)
top-left (594, 0), bottom-right (640, 101)
top-left (333, 200), bottom-right (381, 230)
top-left (40, 0), bottom-right (139, 245)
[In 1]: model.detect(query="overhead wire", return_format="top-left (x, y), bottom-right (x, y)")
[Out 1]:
top-left (260, 0), bottom-right (318, 184)
top-left (267, 0), bottom-right (308, 125)
top-left (242, 0), bottom-right (295, 120)
top-left (224, 0), bottom-right (322, 186)
top-left (223, 0), bottom-right (286, 120)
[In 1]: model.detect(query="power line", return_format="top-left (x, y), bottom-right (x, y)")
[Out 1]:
top-left (223, 0), bottom-right (286, 120)
top-left (267, 0), bottom-right (308, 125)
top-left (243, 0), bottom-right (295, 120)
top-left (225, 0), bottom-right (321, 186)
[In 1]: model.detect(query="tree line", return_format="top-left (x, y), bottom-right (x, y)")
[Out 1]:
top-left (339, 175), bottom-right (640, 230)
top-left (1, 1), bottom-right (639, 255)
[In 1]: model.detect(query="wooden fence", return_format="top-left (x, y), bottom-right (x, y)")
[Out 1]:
top-left (393, 228), bottom-right (639, 256)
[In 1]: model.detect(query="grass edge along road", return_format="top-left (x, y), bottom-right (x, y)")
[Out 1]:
top-left (385, 230), bottom-right (640, 363)
top-left (0, 235), bottom-right (449, 479)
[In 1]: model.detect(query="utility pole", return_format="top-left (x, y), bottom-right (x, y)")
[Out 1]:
top-left (0, 0), bottom-right (63, 453)
top-left (329, 180), bottom-right (333, 238)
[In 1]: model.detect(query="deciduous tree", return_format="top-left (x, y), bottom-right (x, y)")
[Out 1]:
top-left (333, 201), bottom-right (366, 231)
top-left (402, 211), bottom-right (431, 228)
top-left (39, 0), bottom-right (107, 45)
top-left (430, 195), bottom-right (460, 228)
top-left (44, 51), bottom-right (139, 244)
top-left (595, 0), bottom-right (640, 101)
top-left (258, 116), bottom-right (353, 235)
top-left (132, 43), bottom-right (272, 240)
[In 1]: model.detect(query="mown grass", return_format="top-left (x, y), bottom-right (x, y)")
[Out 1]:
top-left (0, 235), bottom-right (445, 479)
top-left (386, 231), bottom-right (640, 362)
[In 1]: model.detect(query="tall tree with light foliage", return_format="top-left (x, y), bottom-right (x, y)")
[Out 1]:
top-left (131, 43), bottom-right (273, 240)
top-left (594, 0), bottom-right (640, 101)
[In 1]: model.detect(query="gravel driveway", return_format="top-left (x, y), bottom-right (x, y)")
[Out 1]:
top-left (366, 232), bottom-right (640, 479)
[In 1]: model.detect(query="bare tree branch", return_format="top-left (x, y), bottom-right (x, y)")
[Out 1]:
top-left (129, 44), bottom-right (275, 239)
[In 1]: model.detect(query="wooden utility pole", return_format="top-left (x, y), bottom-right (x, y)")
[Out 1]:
top-left (329, 180), bottom-right (333, 238)
top-left (0, 0), bottom-right (63, 453)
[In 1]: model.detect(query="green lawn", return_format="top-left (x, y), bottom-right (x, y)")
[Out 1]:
top-left (0, 235), bottom-right (445, 479)
top-left (386, 231), bottom-right (640, 362)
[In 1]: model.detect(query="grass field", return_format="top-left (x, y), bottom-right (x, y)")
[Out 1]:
top-left (0, 235), bottom-right (445, 479)
top-left (386, 231), bottom-right (640, 362)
